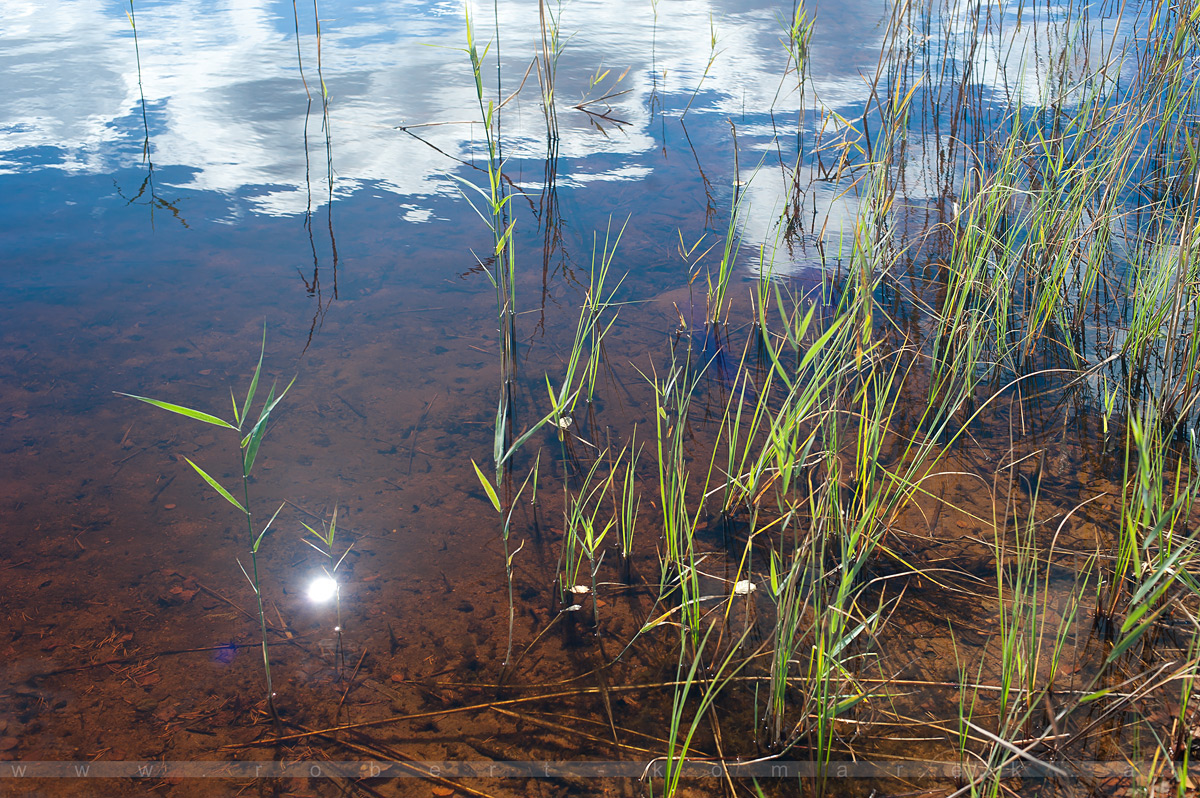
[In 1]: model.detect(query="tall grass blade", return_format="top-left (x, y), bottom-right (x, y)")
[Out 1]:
top-left (472, 459), bottom-right (503, 512)
top-left (183, 457), bottom-right (247, 514)
top-left (240, 326), bottom-right (267, 430)
top-left (114, 392), bottom-right (237, 430)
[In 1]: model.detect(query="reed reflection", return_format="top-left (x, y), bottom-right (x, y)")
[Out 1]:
top-left (118, 0), bottom-right (186, 229)
top-left (295, 0), bottom-right (339, 351)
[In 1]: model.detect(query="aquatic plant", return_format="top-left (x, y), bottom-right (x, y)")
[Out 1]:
top-left (651, 625), bottom-right (750, 798)
top-left (536, 0), bottom-right (565, 143)
top-left (458, 6), bottom-right (520, 474)
top-left (702, 186), bottom-right (747, 327)
top-left (561, 452), bottom-right (616, 624)
top-left (299, 503), bottom-right (352, 676)
top-left (616, 433), bottom-right (643, 560)
top-left (472, 457), bottom-right (537, 666)
top-left (117, 330), bottom-right (294, 718)
top-left (108, 0), bottom-right (1200, 784)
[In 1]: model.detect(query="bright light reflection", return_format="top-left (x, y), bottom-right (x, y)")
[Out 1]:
top-left (308, 575), bottom-right (338, 603)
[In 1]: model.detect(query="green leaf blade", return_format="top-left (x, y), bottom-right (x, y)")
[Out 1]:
top-left (242, 412), bottom-right (269, 475)
top-left (240, 374), bottom-right (295, 456)
top-left (184, 457), bottom-right (247, 514)
top-left (472, 460), bottom-right (503, 513)
top-left (239, 325), bottom-right (267, 431)
top-left (115, 392), bottom-right (237, 430)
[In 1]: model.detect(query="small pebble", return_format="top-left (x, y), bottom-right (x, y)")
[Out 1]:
top-left (164, 504), bottom-right (177, 510)
top-left (0, 738), bottom-right (18, 751)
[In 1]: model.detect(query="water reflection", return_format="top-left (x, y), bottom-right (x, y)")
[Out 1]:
top-left (295, 0), bottom-right (339, 348)
top-left (118, 0), bottom-right (188, 229)
top-left (0, 0), bottom-right (1146, 304)
top-left (0, 0), bottom-right (1182, 785)
top-left (0, 0), bottom-right (887, 215)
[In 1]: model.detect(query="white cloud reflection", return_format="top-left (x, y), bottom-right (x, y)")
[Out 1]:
top-left (0, 0), bottom-right (1136, 273)
top-left (0, 0), bottom-right (886, 209)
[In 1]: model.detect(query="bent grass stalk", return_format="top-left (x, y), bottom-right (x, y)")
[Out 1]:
top-left (678, 14), bottom-right (721, 120)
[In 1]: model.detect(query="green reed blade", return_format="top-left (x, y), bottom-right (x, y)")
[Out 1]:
top-left (241, 382), bottom-right (276, 471)
top-left (253, 502), bottom-right (285, 553)
top-left (235, 557), bottom-right (258, 593)
top-left (498, 396), bottom-right (573, 470)
top-left (240, 375), bottom-right (296, 451)
top-left (239, 326), bottom-right (267, 431)
top-left (115, 392), bottom-right (237, 430)
top-left (229, 386), bottom-right (243, 428)
top-left (243, 421), bottom-right (267, 476)
top-left (184, 457), bottom-right (247, 514)
top-left (493, 395), bottom-right (506, 468)
top-left (262, 501), bottom-right (285, 532)
top-left (472, 459), bottom-right (503, 513)
top-left (1107, 603), bottom-right (1171, 664)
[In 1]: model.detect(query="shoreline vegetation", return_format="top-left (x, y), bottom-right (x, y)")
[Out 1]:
top-left (95, 0), bottom-right (1200, 794)
top-left (452, 0), bottom-right (1200, 792)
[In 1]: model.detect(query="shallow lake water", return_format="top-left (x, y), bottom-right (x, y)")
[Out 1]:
top-left (2, 0), bottom-right (1195, 796)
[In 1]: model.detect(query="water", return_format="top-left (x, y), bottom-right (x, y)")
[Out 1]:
top-left (1, 0), bottom-right (1189, 794)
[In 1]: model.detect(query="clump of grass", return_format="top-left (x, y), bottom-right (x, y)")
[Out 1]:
top-left (436, 0), bottom-right (1200, 783)
top-left (561, 452), bottom-right (617, 625)
top-left (651, 625), bottom-right (751, 798)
